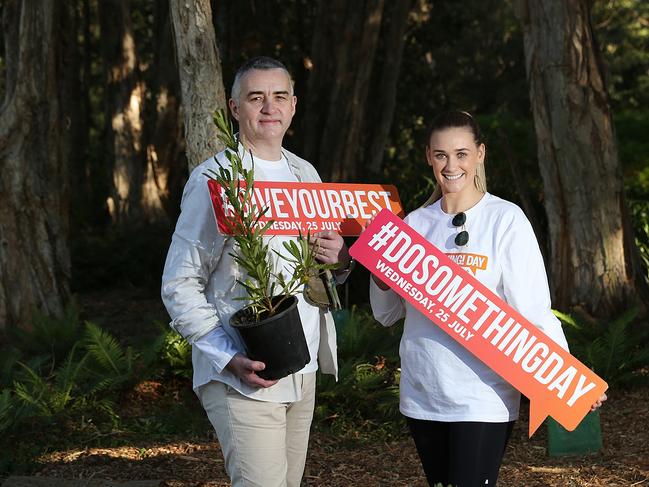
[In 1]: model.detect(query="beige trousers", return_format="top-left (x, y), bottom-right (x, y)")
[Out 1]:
top-left (198, 373), bottom-right (316, 487)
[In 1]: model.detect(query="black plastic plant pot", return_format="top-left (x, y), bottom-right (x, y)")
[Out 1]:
top-left (230, 295), bottom-right (310, 380)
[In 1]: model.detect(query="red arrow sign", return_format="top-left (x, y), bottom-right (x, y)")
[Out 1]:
top-left (350, 209), bottom-right (608, 437)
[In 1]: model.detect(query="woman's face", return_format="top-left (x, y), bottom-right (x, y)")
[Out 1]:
top-left (426, 126), bottom-right (485, 197)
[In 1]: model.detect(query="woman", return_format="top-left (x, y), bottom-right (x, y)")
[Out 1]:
top-left (370, 111), bottom-right (606, 486)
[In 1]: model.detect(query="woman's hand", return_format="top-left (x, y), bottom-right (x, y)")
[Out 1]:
top-left (362, 212), bottom-right (391, 290)
top-left (590, 392), bottom-right (607, 412)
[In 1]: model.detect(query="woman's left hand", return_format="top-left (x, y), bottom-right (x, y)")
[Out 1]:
top-left (590, 393), bottom-right (607, 412)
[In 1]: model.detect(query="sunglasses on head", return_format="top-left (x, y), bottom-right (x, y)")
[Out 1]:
top-left (452, 212), bottom-right (469, 246)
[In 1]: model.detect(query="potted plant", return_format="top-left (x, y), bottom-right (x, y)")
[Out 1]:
top-left (205, 109), bottom-right (339, 380)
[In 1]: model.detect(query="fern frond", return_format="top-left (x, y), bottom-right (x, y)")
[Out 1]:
top-left (0, 389), bottom-right (16, 432)
top-left (83, 321), bottom-right (126, 375)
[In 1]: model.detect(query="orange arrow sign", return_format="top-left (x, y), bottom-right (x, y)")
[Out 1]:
top-left (208, 180), bottom-right (403, 236)
top-left (349, 209), bottom-right (608, 437)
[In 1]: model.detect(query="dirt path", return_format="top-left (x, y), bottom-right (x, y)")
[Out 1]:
top-left (28, 386), bottom-right (649, 486)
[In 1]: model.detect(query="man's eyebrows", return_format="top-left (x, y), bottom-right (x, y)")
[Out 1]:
top-left (245, 90), bottom-right (290, 97)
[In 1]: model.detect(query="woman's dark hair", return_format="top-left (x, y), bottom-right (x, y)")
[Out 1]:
top-left (427, 110), bottom-right (483, 146)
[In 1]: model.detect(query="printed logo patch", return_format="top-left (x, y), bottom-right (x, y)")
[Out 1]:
top-left (446, 252), bottom-right (488, 275)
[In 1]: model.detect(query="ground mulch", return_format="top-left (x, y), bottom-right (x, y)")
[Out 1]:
top-left (10, 290), bottom-right (645, 486)
top-left (29, 385), bottom-right (648, 486)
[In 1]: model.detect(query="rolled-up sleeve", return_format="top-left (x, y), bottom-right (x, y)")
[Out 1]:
top-left (499, 211), bottom-right (569, 351)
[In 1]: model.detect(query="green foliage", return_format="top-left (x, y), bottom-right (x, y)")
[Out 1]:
top-left (592, 0), bottom-right (649, 110)
top-left (554, 307), bottom-right (649, 388)
top-left (0, 347), bottom-right (21, 388)
top-left (83, 321), bottom-right (136, 388)
top-left (8, 302), bottom-right (82, 361)
top-left (160, 330), bottom-right (193, 379)
top-left (617, 112), bottom-right (649, 178)
top-left (315, 307), bottom-right (403, 439)
top-left (13, 345), bottom-right (89, 418)
top-left (629, 198), bottom-right (649, 284)
top-left (0, 301), bottom-right (214, 475)
top-left (207, 109), bottom-right (333, 320)
top-left (0, 312), bottom-right (163, 438)
top-left (0, 389), bottom-right (16, 434)
top-left (619, 111), bottom-right (649, 286)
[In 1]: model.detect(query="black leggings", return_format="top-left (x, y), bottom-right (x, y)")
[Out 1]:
top-left (407, 418), bottom-right (515, 487)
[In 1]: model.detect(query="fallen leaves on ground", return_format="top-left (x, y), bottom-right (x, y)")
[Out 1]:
top-left (31, 386), bottom-right (648, 486)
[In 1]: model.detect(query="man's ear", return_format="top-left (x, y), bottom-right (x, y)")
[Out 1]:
top-left (229, 98), bottom-right (240, 121)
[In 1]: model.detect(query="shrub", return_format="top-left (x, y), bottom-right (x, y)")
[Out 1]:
top-left (0, 312), bottom-right (165, 437)
top-left (315, 307), bottom-right (403, 438)
top-left (160, 330), bottom-right (193, 379)
top-left (554, 307), bottom-right (649, 388)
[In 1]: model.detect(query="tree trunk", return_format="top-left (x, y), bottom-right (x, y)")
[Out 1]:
top-left (497, 127), bottom-right (546, 257)
top-left (303, 0), bottom-right (386, 182)
top-left (0, 0), bottom-right (70, 331)
top-left (99, 0), bottom-right (146, 224)
top-left (169, 0), bottom-right (226, 171)
top-left (59, 1), bottom-right (91, 231)
top-left (141, 1), bottom-right (187, 224)
top-left (517, 0), bottom-right (644, 317)
top-left (367, 0), bottom-right (414, 175)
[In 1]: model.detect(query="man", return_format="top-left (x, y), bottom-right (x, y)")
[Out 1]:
top-left (161, 57), bottom-right (352, 487)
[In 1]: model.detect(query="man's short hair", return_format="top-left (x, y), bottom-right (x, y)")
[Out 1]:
top-left (230, 56), bottom-right (294, 104)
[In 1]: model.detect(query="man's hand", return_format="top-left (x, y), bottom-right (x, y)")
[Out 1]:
top-left (311, 230), bottom-right (351, 269)
top-left (226, 353), bottom-right (278, 388)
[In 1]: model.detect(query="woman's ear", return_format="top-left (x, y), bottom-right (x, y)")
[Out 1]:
top-left (478, 143), bottom-right (486, 164)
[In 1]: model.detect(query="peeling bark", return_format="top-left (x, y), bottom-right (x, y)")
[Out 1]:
top-left (518, 0), bottom-right (644, 316)
top-left (99, 0), bottom-right (146, 224)
top-left (302, 0), bottom-right (412, 181)
top-left (141, 1), bottom-right (187, 224)
top-left (304, 0), bottom-right (386, 182)
top-left (169, 0), bottom-right (226, 171)
top-left (0, 0), bottom-right (70, 330)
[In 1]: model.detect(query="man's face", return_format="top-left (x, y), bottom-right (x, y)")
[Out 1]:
top-left (229, 68), bottom-right (297, 150)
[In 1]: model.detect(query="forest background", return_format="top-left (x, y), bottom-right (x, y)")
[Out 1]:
top-left (0, 0), bottom-right (648, 485)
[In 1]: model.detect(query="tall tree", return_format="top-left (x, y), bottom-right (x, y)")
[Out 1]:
top-left (517, 0), bottom-right (645, 316)
top-left (169, 0), bottom-right (226, 170)
top-left (367, 0), bottom-right (414, 175)
top-left (303, 0), bottom-right (385, 182)
top-left (0, 1), bottom-right (70, 330)
top-left (302, 0), bottom-right (413, 181)
top-left (99, 0), bottom-right (147, 224)
top-left (141, 1), bottom-right (187, 223)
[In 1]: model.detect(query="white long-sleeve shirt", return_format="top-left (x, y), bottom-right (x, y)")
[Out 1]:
top-left (370, 193), bottom-right (569, 422)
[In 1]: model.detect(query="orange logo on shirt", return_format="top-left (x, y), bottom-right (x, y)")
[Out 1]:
top-left (446, 253), bottom-right (488, 275)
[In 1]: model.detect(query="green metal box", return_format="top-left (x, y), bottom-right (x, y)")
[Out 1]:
top-left (547, 411), bottom-right (602, 456)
